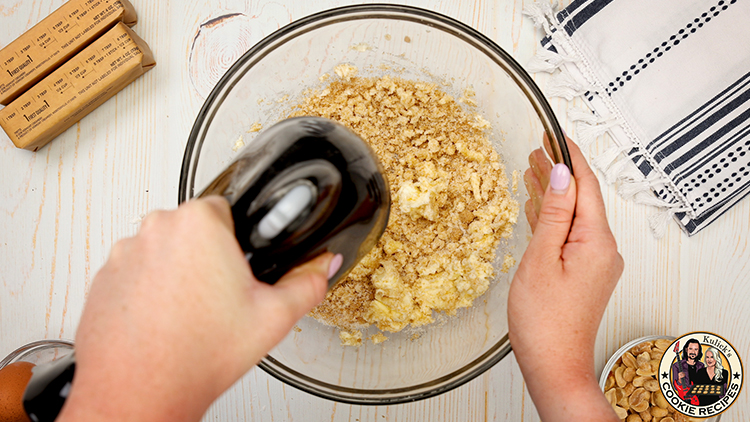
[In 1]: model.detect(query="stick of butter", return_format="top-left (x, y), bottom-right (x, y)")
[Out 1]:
top-left (0, 0), bottom-right (137, 105)
top-left (0, 22), bottom-right (155, 151)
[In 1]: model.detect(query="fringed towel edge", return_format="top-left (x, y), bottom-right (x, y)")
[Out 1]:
top-left (523, 2), bottom-right (697, 238)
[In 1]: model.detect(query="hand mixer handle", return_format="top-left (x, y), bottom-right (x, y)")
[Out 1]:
top-left (23, 352), bottom-right (76, 422)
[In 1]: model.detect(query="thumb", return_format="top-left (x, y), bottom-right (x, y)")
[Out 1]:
top-left (270, 253), bottom-right (342, 321)
top-left (530, 163), bottom-right (577, 252)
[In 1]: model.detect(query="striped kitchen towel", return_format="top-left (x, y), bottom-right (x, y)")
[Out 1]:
top-left (524, 0), bottom-right (750, 237)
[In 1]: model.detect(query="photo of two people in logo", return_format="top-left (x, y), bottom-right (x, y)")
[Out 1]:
top-left (672, 338), bottom-right (729, 406)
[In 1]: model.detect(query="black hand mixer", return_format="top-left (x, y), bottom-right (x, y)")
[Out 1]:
top-left (199, 116), bottom-right (390, 286)
top-left (21, 116), bottom-right (390, 421)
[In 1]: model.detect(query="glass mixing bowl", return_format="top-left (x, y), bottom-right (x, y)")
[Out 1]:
top-left (179, 4), bottom-right (570, 404)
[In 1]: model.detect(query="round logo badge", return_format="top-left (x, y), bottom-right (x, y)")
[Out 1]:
top-left (658, 332), bottom-right (743, 418)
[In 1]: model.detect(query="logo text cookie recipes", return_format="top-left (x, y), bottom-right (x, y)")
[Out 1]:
top-left (659, 332), bottom-right (743, 418)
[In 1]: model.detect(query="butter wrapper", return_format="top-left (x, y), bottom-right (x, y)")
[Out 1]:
top-left (0, 0), bottom-right (137, 105)
top-left (0, 23), bottom-right (155, 151)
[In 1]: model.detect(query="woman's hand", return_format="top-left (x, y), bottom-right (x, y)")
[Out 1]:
top-left (58, 196), bottom-right (340, 422)
top-left (508, 136), bottom-right (624, 421)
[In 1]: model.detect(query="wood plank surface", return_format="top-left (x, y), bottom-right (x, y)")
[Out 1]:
top-left (1, 0), bottom-right (748, 421)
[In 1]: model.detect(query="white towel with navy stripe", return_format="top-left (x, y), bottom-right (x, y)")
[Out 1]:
top-left (524, 0), bottom-right (750, 237)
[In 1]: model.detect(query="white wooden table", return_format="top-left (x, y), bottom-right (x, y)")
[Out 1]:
top-left (1, 1), bottom-right (748, 420)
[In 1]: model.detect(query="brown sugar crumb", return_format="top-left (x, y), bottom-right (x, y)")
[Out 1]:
top-left (297, 70), bottom-right (519, 335)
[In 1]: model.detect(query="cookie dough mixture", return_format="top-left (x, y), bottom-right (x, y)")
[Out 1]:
top-left (291, 65), bottom-right (519, 341)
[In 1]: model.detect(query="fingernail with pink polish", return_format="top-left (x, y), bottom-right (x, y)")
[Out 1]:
top-left (328, 254), bottom-right (344, 279)
top-left (550, 163), bottom-right (571, 194)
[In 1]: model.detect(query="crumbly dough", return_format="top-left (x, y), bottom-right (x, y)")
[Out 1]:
top-left (232, 136), bottom-right (245, 152)
top-left (370, 333), bottom-right (388, 344)
top-left (291, 70), bottom-right (519, 338)
top-left (501, 254), bottom-right (516, 273)
top-left (334, 63), bottom-right (358, 81)
top-left (339, 329), bottom-right (363, 346)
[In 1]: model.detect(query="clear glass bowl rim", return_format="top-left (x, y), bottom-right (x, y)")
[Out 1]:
top-left (178, 3), bottom-right (571, 405)
top-left (0, 339), bottom-right (75, 369)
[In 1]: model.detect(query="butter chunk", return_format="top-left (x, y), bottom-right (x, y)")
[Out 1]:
top-left (396, 176), bottom-right (446, 221)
